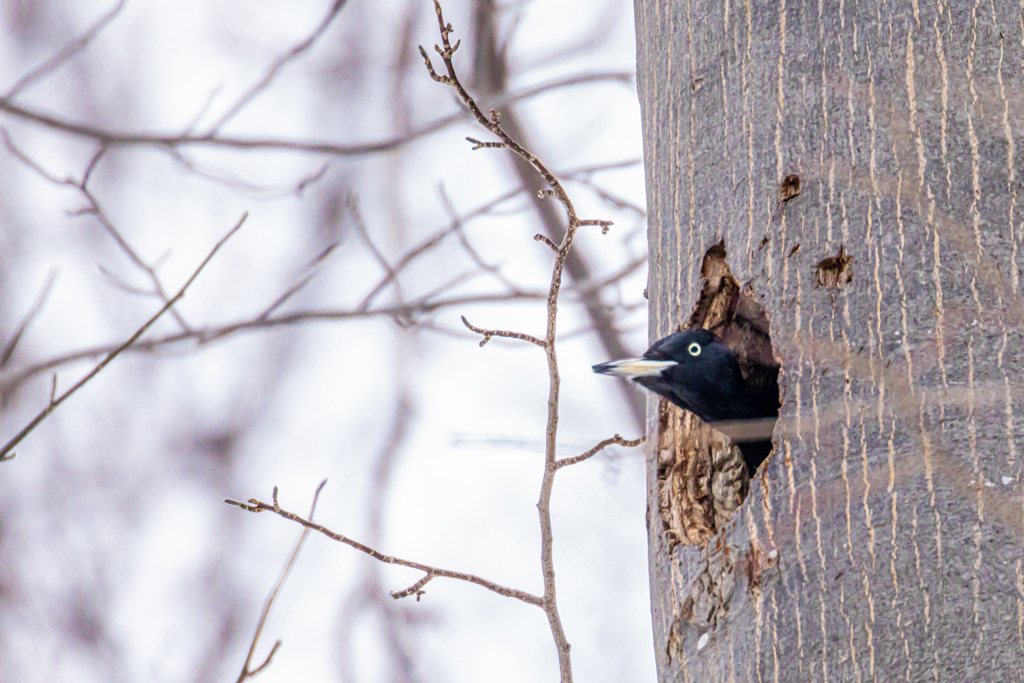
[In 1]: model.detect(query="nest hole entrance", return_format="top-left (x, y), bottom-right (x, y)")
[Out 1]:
top-left (655, 241), bottom-right (780, 549)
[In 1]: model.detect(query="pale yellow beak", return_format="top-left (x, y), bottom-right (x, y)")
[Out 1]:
top-left (592, 358), bottom-right (677, 379)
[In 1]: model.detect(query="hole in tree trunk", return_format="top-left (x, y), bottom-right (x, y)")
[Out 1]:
top-left (655, 241), bottom-right (780, 549)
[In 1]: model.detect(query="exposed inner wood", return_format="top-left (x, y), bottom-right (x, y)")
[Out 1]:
top-left (655, 242), bottom-right (777, 550)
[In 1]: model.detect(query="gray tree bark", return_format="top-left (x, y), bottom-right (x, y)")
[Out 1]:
top-left (635, 0), bottom-right (1024, 680)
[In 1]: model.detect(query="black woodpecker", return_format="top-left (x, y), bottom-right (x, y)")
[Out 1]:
top-left (593, 328), bottom-right (779, 474)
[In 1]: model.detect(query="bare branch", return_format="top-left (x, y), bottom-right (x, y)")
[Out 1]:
top-left (0, 269), bottom-right (58, 370)
top-left (461, 315), bottom-right (545, 348)
top-left (163, 146), bottom-right (330, 199)
top-left (97, 265), bottom-right (158, 297)
top-left (355, 184), bottom-right (529, 311)
top-left (235, 480), bottom-right (326, 683)
top-left (561, 165), bottom-right (647, 216)
top-left (578, 218), bottom-right (613, 234)
top-left (555, 434), bottom-right (645, 470)
top-left (1, 127), bottom-right (70, 183)
top-left (349, 194), bottom-right (405, 306)
top-left (390, 573), bottom-right (435, 601)
top-left (225, 488), bottom-right (543, 607)
top-left (2, 131), bottom-right (193, 331)
top-left (257, 242), bottom-right (339, 320)
top-left (466, 5), bottom-right (646, 432)
top-left (419, 4), bottom-right (591, 245)
top-left (4, 0), bottom-right (128, 99)
top-left (466, 136), bottom-right (504, 150)
top-left (571, 255), bottom-right (647, 295)
top-left (207, 0), bottom-right (351, 133)
top-left (0, 72), bottom-right (631, 157)
top-left (533, 234), bottom-right (558, 252)
top-left (561, 158), bottom-right (643, 177)
top-left (0, 291), bottom-right (553, 396)
top-left (76, 182), bottom-right (193, 332)
top-left (438, 183), bottom-right (524, 294)
top-left (244, 642), bottom-right (280, 681)
top-left (0, 213), bottom-right (247, 461)
top-left (0, 263), bottom-right (637, 396)
top-left (420, 4), bottom-right (618, 678)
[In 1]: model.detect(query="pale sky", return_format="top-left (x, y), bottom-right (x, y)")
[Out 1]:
top-left (0, 0), bottom-right (654, 680)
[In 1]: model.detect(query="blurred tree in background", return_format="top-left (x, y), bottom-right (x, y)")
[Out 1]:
top-left (0, 1), bottom-right (652, 681)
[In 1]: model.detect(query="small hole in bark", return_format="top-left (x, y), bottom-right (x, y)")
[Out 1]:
top-left (815, 245), bottom-right (853, 288)
top-left (779, 174), bottom-right (801, 203)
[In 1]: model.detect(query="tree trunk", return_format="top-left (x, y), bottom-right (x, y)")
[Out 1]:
top-left (635, 0), bottom-right (1024, 680)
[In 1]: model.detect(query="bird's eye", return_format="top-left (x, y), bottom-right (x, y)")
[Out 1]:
top-left (687, 342), bottom-right (701, 356)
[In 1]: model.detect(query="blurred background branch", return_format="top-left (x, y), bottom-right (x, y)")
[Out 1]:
top-left (0, 0), bottom-right (651, 680)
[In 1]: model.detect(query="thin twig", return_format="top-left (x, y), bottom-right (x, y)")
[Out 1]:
top-left (163, 147), bottom-right (330, 199)
top-left (461, 315), bottom-right (545, 348)
top-left (554, 434), bottom-right (645, 470)
top-left (0, 71), bottom-right (632, 157)
top-left (0, 269), bottom-right (58, 370)
top-left (565, 177), bottom-right (647, 217)
top-left (439, 183), bottom-right (525, 294)
top-left (77, 182), bottom-right (193, 332)
top-left (560, 158), bottom-right (643, 177)
top-left (0, 291), bottom-right (550, 396)
top-left (578, 218), bottom-right (613, 233)
top-left (534, 234), bottom-right (558, 252)
top-left (207, 0), bottom-right (351, 133)
top-left (349, 194), bottom-right (405, 308)
top-left (4, 0), bottom-right (128, 99)
top-left (1, 127), bottom-right (69, 183)
top-left (390, 572), bottom-right (435, 601)
top-left (354, 185), bottom-right (525, 311)
top-left (0, 213), bottom-right (247, 461)
top-left (2, 131), bottom-right (192, 332)
top-left (225, 488), bottom-right (543, 607)
top-left (257, 242), bottom-right (339, 320)
top-left (421, 4), bottom-right (610, 679)
top-left (0, 266), bottom-right (646, 396)
top-left (97, 265), bottom-right (158, 297)
top-left (392, 271), bottom-right (479, 325)
top-left (235, 480), bottom-right (327, 683)
top-left (420, 9), bottom-right (581, 238)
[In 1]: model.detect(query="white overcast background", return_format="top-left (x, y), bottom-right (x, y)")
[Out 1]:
top-left (0, 0), bottom-right (654, 681)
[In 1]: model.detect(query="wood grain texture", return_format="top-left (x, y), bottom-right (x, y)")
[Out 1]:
top-left (635, 0), bottom-right (1024, 680)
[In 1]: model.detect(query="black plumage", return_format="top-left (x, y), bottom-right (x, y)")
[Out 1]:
top-left (593, 328), bottom-right (779, 474)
